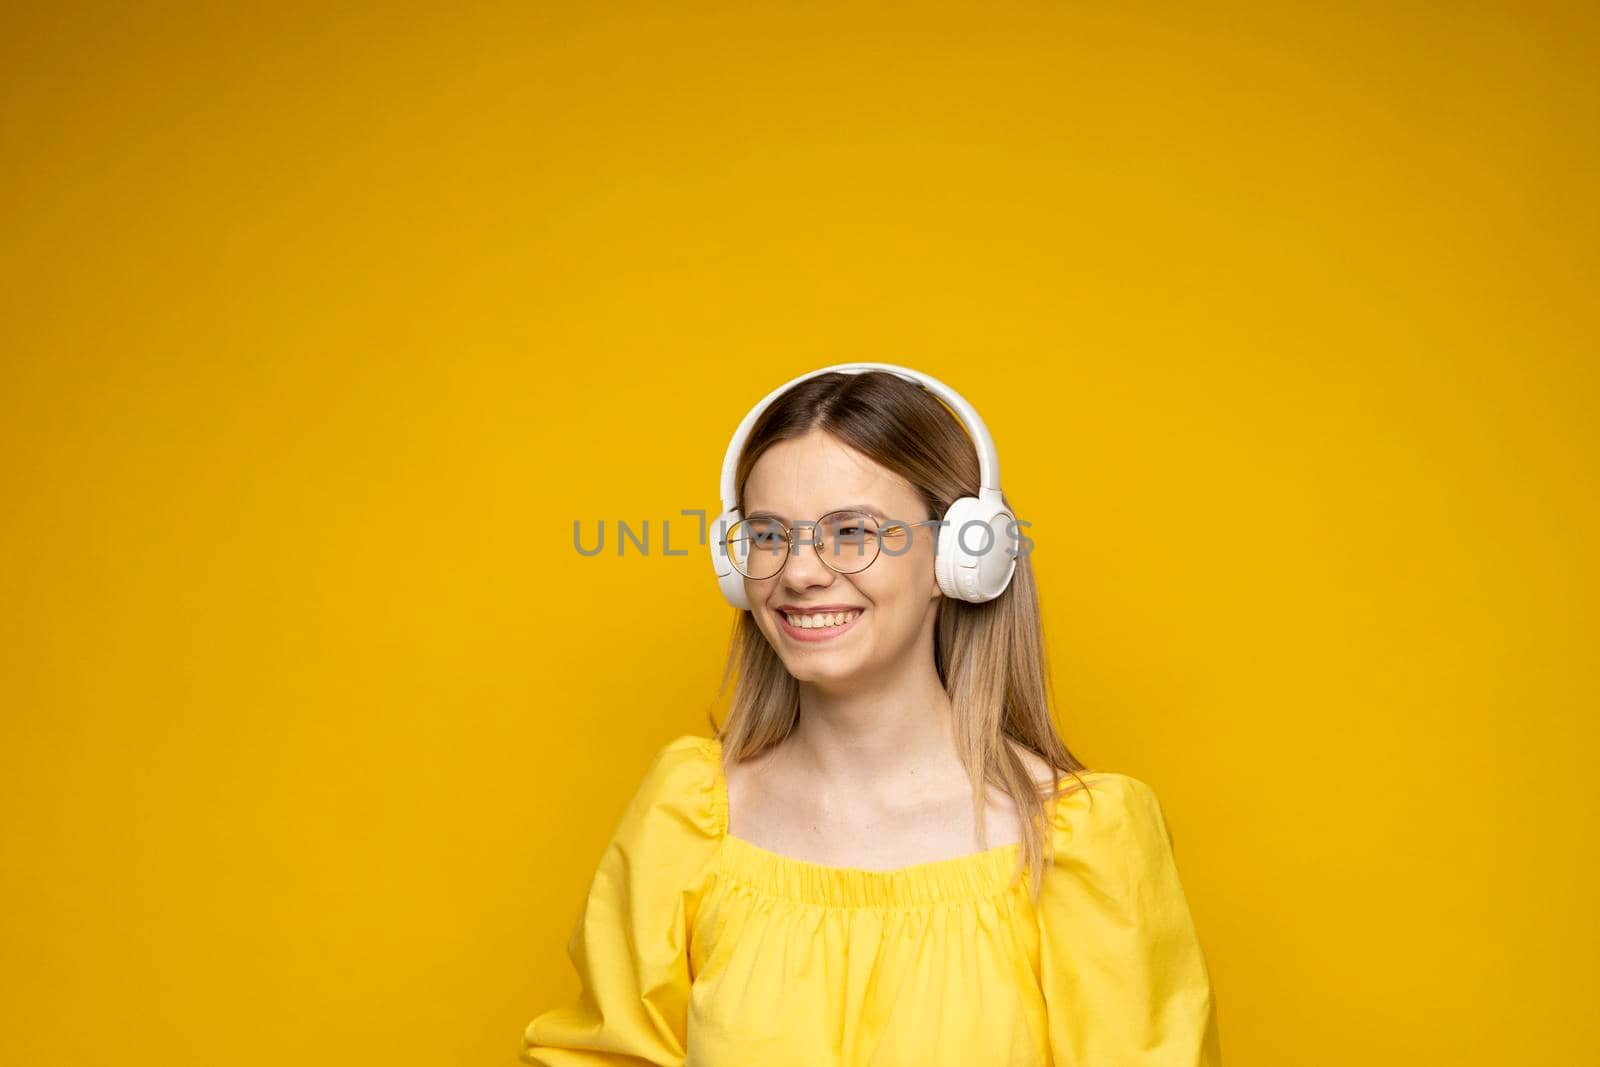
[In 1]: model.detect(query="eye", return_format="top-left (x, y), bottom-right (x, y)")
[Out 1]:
top-left (751, 527), bottom-right (784, 548)
top-left (826, 515), bottom-right (877, 540)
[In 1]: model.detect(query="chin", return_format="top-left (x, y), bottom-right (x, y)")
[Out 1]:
top-left (787, 661), bottom-right (867, 688)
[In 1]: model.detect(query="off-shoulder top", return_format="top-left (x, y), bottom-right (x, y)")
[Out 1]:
top-left (522, 734), bottom-right (1221, 1066)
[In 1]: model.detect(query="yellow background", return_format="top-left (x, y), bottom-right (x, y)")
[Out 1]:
top-left (3, 3), bottom-right (1594, 1064)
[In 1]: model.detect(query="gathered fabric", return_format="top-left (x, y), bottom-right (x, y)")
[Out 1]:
top-left (522, 734), bottom-right (1220, 1066)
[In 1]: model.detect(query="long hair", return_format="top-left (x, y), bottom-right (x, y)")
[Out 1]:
top-left (703, 370), bottom-right (1092, 904)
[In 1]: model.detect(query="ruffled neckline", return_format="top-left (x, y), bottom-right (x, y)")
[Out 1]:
top-left (698, 735), bottom-right (1098, 909)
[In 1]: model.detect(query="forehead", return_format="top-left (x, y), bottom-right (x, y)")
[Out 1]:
top-left (741, 431), bottom-right (922, 520)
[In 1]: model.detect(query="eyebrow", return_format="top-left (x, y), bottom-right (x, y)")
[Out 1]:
top-left (743, 504), bottom-right (890, 522)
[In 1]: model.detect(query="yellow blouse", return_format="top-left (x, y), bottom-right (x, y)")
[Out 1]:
top-left (522, 734), bottom-right (1221, 1066)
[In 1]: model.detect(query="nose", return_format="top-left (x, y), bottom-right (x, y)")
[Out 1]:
top-left (780, 533), bottom-right (839, 593)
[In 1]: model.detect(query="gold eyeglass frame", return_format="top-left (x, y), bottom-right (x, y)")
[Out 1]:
top-left (725, 511), bottom-right (943, 580)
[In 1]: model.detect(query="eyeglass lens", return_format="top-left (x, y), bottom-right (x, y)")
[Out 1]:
top-left (726, 510), bottom-right (897, 579)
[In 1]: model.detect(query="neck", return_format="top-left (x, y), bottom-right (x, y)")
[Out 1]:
top-left (786, 653), bottom-right (961, 803)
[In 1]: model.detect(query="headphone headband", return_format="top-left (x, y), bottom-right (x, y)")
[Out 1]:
top-left (717, 362), bottom-right (1002, 513)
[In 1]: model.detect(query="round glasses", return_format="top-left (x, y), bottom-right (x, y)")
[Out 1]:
top-left (722, 510), bottom-right (941, 580)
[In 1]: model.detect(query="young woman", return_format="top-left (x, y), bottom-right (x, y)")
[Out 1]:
top-left (522, 365), bottom-right (1221, 1066)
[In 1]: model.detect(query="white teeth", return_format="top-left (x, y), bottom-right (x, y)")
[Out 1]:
top-left (782, 610), bottom-right (860, 629)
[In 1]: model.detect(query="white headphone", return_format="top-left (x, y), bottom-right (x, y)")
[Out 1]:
top-left (709, 362), bottom-right (1019, 610)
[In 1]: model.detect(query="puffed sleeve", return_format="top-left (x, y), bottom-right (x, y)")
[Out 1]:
top-left (1036, 773), bottom-right (1222, 1066)
top-left (521, 734), bottom-right (723, 1066)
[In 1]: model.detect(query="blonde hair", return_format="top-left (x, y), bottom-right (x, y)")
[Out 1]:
top-left (703, 370), bottom-right (1092, 904)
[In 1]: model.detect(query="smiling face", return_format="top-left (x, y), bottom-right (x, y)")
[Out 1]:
top-left (740, 428), bottom-right (943, 687)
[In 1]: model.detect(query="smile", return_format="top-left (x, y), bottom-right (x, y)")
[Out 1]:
top-left (777, 608), bottom-right (864, 643)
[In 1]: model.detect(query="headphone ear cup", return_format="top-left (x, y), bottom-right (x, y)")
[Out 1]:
top-left (720, 569), bottom-right (751, 611)
top-left (710, 508), bottom-right (753, 610)
top-left (935, 497), bottom-right (1019, 602)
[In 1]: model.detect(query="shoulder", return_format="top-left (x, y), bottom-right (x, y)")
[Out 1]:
top-left (1042, 770), bottom-right (1177, 865)
top-left (1005, 740), bottom-right (1118, 797)
top-left (1004, 742), bottom-right (1153, 812)
top-left (997, 743), bottom-right (1166, 844)
top-left (1047, 769), bottom-right (1164, 820)
top-left (650, 732), bottom-right (720, 773)
top-left (579, 735), bottom-right (723, 908)
top-left (620, 733), bottom-right (724, 840)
